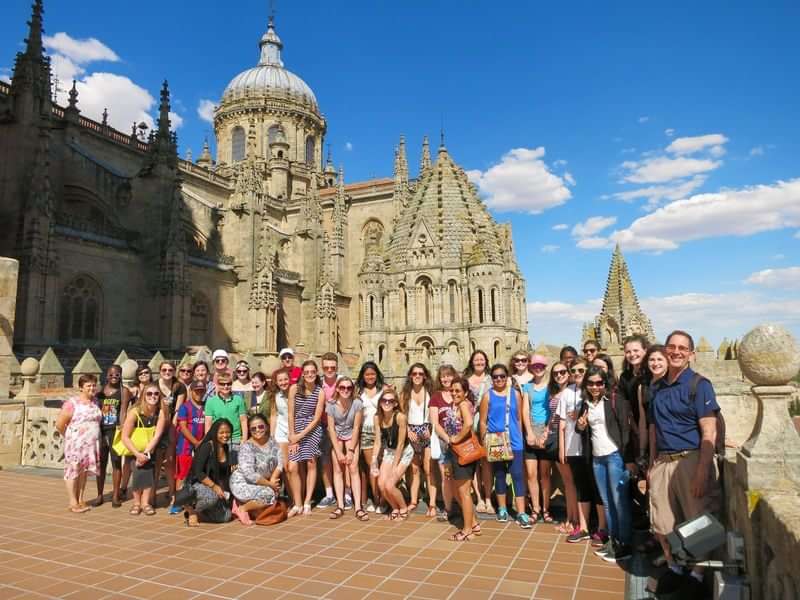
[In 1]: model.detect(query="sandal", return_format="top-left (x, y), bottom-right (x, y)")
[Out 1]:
top-left (398, 510), bottom-right (409, 520)
top-left (408, 502), bottom-right (418, 512)
top-left (475, 499), bottom-right (487, 514)
top-left (385, 510), bottom-right (400, 521)
top-left (530, 510), bottom-right (541, 523)
top-left (287, 505), bottom-right (301, 518)
top-left (472, 523), bottom-right (483, 536)
top-left (330, 507), bottom-right (345, 519)
top-left (129, 504), bottom-right (142, 516)
top-left (302, 503), bottom-right (312, 516)
top-left (143, 505), bottom-right (156, 516)
top-left (542, 510), bottom-right (555, 524)
top-left (355, 509), bottom-right (369, 522)
top-left (450, 531), bottom-right (473, 542)
top-left (111, 498), bottom-right (122, 508)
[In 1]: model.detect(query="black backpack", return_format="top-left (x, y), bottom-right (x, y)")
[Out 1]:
top-left (688, 372), bottom-right (726, 456)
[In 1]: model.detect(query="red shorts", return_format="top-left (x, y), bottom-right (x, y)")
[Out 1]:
top-left (175, 455), bottom-right (193, 481)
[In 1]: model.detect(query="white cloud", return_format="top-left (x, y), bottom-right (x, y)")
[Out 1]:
top-left (638, 116), bottom-right (650, 123)
top-left (745, 267), bottom-right (800, 289)
top-left (49, 53), bottom-right (84, 86)
top-left (168, 111), bottom-right (183, 129)
top-left (572, 216), bottom-right (617, 238)
top-left (527, 292), bottom-right (800, 346)
top-left (621, 156), bottom-right (721, 184)
top-left (345, 142), bottom-right (353, 151)
top-left (665, 128), bottom-right (675, 137)
top-left (75, 73), bottom-right (154, 131)
top-left (621, 147), bottom-right (637, 154)
top-left (564, 171), bottom-right (576, 186)
top-left (0, 67), bottom-right (11, 83)
top-left (44, 32), bottom-right (119, 64)
top-left (576, 236), bottom-right (612, 250)
top-left (749, 146), bottom-right (765, 157)
top-left (197, 99), bottom-right (215, 124)
top-left (605, 178), bottom-right (800, 252)
top-left (612, 175), bottom-right (707, 210)
top-left (666, 134), bottom-right (728, 155)
top-left (553, 159), bottom-right (567, 167)
top-left (540, 245), bottom-right (559, 253)
top-left (552, 223), bottom-right (568, 231)
top-left (469, 147), bottom-right (573, 214)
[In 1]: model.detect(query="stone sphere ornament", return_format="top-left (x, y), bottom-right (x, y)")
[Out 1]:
top-left (737, 323), bottom-right (800, 386)
top-left (121, 358), bottom-right (139, 381)
top-left (20, 357), bottom-right (39, 377)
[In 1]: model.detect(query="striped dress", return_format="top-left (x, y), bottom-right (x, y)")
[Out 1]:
top-left (291, 384), bottom-right (323, 462)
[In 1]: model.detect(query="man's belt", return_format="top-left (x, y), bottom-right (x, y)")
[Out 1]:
top-left (658, 449), bottom-right (698, 462)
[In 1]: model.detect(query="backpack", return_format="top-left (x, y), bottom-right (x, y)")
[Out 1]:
top-left (688, 372), bottom-right (726, 456)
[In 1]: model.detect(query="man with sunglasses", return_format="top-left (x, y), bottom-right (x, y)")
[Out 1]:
top-left (279, 347), bottom-right (302, 385)
top-left (648, 330), bottom-right (722, 595)
top-left (204, 374), bottom-right (248, 463)
top-left (211, 349), bottom-right (233, 385)
top-left (582, 341), bottom-right (599, 362)
top-left (317, 352), bottom-right (342, 509)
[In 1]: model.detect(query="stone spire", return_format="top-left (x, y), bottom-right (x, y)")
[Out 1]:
top-left (197, 138), bottom-right (213, 168)
top-left (10, 0), bottom-right (52, 121)
top-left (330, 167), bottom-right (347, 284)
top-left (586, 244), bottom-right (655, 348)
top-left (259, 14), bottom-right (284, 67)
top-left (157, 80), bottom-right (171, 137)
top-left (142, 80), bottom-right (178, 172)
top-left (420, 135), bottom-right (431, 175)
top-left (395, 135), bottom-right (409, 187)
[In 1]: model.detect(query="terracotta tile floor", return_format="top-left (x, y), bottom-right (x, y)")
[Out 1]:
top-left (0, 470), bottom-right (625, 599)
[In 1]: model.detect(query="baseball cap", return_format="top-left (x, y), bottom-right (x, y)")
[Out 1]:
top-left (212, 349), bottom-right (230, 361)
top-left (279, 348), bottom-right (294, 358)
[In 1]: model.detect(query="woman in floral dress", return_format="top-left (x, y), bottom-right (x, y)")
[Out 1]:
top-left (230, 413), bottom-right (283, 524)
top-left (56, 374), bottom-right (102, 513)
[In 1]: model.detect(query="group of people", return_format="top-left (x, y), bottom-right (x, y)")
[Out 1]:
top-left (57, 332), bottom-right (724, 589)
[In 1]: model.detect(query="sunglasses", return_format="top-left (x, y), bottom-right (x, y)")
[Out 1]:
top-left (553, 369), bottom-right (568, 376)
top-left (666, 344), bottom-right (691, 354)
top-left (281, 355), bottom-right (293, 360)
top-left (570, 367), bottom-right (586, 374)
top-left (145, 391), bottom-right (160, 397)
top-left (214, 358), bottom-right (228, 363)
top-left (251, 424), bottom-right (267, 431)
top-left (411, 371), bottom-right (425, 377)
top-left (236, 369), bottom-right (249, 374)
top-left (491, 373), bottom-right (507, 380)
top-left (160, 367), bottom-right (174, 372)
top-left (218, 382), bottom-right (232, 387)
top-left (586, 381), bottom-right (604, 387)
top-left (380, 397), bottom-right (397, 403)
top-left (322, 365), bottom-right (337, 371)
top-left (531, 363), bottom-right (547, 370)
top-left (139, 372), bottom-right (151, 376)
top-left (179, 368), bottom-right (192, 373)
top-left (338, 385), bottom-right (353, 392)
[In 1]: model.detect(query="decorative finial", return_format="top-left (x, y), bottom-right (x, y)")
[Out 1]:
top-left (67, 79), bottom-right (78, 108)
top-left (25, 0), bottom-right (45, 59)
top-left (157, 80), bottom-right (171, 134)
top-left (101, 107), bottom-right (108, 126)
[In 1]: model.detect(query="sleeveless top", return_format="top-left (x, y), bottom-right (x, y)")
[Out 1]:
top-left (96, 387), bottom-right (122, 429)
top-left (380, 413), bottom-right (400, 449)
top-left (487, 387), bottom-right (523, 451)
top-left (360, 388), bottom-right (381, 431)
top-left (406, 390), bottom-right (429, 426)
top-left (521, 382), bottom-right (549, 425)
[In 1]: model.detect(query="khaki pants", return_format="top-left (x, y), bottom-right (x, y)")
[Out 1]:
top-left (649, 450), bottom-right (721, 536)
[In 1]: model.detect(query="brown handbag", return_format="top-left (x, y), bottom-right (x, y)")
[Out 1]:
top-left (254, 498), bottom-right (288, 526)
top-left (451, 431), bottom-right (487, 466)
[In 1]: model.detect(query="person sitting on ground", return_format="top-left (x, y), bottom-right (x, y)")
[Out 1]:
top-left (180, 418), bottom-right (234, 526)
top-left (230, 413), bottom-right (283, 525)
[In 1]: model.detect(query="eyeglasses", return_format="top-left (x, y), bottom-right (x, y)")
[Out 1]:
top-left (666, 344), bottom-right (691, 354)
top-left (139, 372), bottom-right (151, 378)
top-left (214, 358), bottom-right (228, 364)
top-left (513, 357), bottom-right (529, 363)
top-left (553, 369), bottom-right (568, 376)
top-left (322, 365), bottom-right (337, 371)
top-left (337, 385), bottom-right (353, 391)
top-left (251, 424), bottom-right (267, 431)
top-left (160, 367), bottom-right (174, 373)
top-left (491, 373), bottom-right (507, 380)
top-left (411, 371), bottom-right (425, 377)
top-left (236, 369), bottom-right (249, 374)
top-left (145, 391), bottom-right (160, 397)
top-left (583, 348), bottom-right (598, 354)
top-left (586, 381), bottom-right (604, 387)
top-left (303, 371), bottom-right (317, 376)
top-left (218, 382), bottom-right (232, 387)
top-left (570, 367), bottom-right (586, 374)
top-left (179, 368), bottom-right (192, 373)
top-left (531, 364), bottom-right (546, 370)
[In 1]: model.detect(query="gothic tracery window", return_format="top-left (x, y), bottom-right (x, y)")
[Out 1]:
top-left (448, 280), bottom-right (457, 323)
top-left (58, 276), bottom-right (102, 343)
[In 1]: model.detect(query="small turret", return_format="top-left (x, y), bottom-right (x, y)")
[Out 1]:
top-left (196, 138), bottom-right (213, 169)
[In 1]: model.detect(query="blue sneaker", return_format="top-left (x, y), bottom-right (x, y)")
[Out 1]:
top-left (317, 496), bottom-right (336, 509)
top-left (168, 504), bottom-right (183, 516)
top-left (516, 513), bottom-right (532, 529)
top-left (344, 495), bottom-right (353, 510)
top-left (496, 508), bottom-right (509, 522)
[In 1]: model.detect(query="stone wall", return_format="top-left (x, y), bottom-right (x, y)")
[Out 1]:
top-left (21, 406), bottom-right (63, 468)
top-left (0, 402), bottom-right (24, 466)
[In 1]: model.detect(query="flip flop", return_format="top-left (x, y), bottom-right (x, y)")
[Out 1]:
top-left (355, 509), bottom-right (369, 522)
top-left (330, 507), bottom-right (345, 519)
top-left (143, 505), bottom-right (156, 516)
top-left (129, 505), bottom-right (142, 516)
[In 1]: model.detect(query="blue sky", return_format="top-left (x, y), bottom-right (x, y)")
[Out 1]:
top-left (2, 0), bottom-right (799, 348)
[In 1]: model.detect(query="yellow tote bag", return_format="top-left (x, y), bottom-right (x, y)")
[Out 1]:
top-left (111, 414), bottom-right (155, 456)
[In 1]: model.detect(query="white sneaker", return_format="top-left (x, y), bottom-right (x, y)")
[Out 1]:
top-left (366, 500), bottom-right (376, 512)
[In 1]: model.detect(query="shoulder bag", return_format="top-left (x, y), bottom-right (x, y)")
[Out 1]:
top-left (485, 386), bottom-right (514, 462)
top-left (112, 412), bottom-right (155, 457)
top-left (451, 429), bottom-right (487, 466)
top-left (255, 498), bottom-right (288, 526)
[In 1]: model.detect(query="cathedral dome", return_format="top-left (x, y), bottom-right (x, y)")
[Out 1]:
top-left (222, 18), bottom-right (318, 111)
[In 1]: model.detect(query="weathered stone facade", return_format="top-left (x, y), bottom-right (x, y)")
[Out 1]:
top-left (0, 3), bottom-right (528, 376)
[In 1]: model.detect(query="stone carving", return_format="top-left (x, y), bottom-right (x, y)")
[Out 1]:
top-left (737, 323), bottom-right (800, 386)
top-left (0, 404), bottom-right (24, 466)
top-left (22, 406), bottom-right (64, 468)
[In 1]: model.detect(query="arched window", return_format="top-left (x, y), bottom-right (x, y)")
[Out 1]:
top-left (190, 293), bottom-right (210, 345)
top-left (467, 288), bottom-right (473, 323)
top-left (378, 345), bottom-right (386, 364)
top-left (400, 285), bottom-right (408, 328)
top-left (358, 295), bottom-right (364, 328)
top-left (58, 275), bottom-right (102, 343)
top-left (267, 125), bottom-right (281, 145)
top-left (417, 277), bottom-right (433, 325)
top-left (305, 136), bottom-right (315, 165)
top-left (493, 340), bottom-right (501, 360)
top-left (477, 288), bottom-right (485, 324)
top-left (231, 126), bottom-right (245, 162)
top-left (448, 281), bottom-right (457, 323)
top-left (381, 296), bottom-right (387, 327)
top-left (369, 296), bottom-right (375, 328)
top-left (491, 288), bottom-right (498, 322)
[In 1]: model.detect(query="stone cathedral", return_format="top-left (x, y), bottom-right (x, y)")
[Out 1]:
top-left (0, 2), bottom-right (528, 376)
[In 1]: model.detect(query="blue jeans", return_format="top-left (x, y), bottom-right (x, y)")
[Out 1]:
top-left (592, 450), bottom-right (631, 544)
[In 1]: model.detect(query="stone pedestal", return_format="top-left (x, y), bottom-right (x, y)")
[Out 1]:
top-left (0, 402), bottom-right (24, 466)
top-left (0, 257), bottom-right (19, 400)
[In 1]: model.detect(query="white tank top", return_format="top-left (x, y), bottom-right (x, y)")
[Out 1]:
top-left (360, 388), bottom-right (381, 430)
top-left (406, 390), bottom-right (429, 426)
